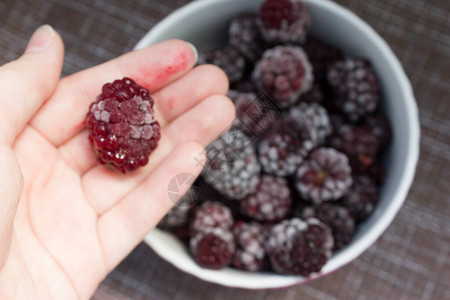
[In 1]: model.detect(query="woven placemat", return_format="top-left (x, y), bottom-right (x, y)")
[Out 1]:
top-left (1, 0), bottom-right (449, 299)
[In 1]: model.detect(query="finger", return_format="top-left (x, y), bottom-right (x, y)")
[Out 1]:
top-left (30, 39), bottom-right (197, 146)
top-left (164, 94), bottom-right (235, 146)
top-left (0, 25), bottom-right (64, 145)
top-left (58, 130), bottom-right (96, 174)
top-left (82, 134), bottom-right (173, 215)
top-left (0, 146), bottom-right (23, 268)
top-left (58, 66), bottom-right (229, 174)
top-left (152, 64), bottom-right (228, 125)
top-left (97, 141), bottom-right (205, 271)
top-left (81, 94), bottom-right (234, 214)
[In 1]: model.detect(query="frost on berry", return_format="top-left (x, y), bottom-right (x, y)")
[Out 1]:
top-left (265, 218), bottom-right (333, 276)
top-left (198, 46), bottom-right (246, 83)
top-left (228, 90), bottom-right (278, 136)
top-left (189, 201), bottom-right (234, 237)
top-left (233, 222), bottom-right (268, 272)
top-left (252, 45), bottom-right (313, 109)
top-left (229, 14), bottom-right (266, 62)
top-left (258, 0), bottom-right (311, 44)
top-left (202, 130), bottom-right (261, 200)
top-left (240, 175), bottom-right (292, 222)
top-left (258, 118), bottom-right (317, 176)
top-left (295, 203), bottom-right (356, 251)
top-left (327, 58), bottom-right (381, 121)
top-left (288, 102), bottom-right (331, 145)
top-left (190, 227), bottom-right (235, 270)
top-left (296, 148), bottom-right (352, 204)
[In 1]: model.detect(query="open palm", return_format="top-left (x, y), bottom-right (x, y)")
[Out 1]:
top-left (0, 26), bottom-right (234, 299)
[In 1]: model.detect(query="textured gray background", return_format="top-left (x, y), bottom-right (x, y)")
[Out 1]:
top-left (1, 0), bottom-right (449, 299)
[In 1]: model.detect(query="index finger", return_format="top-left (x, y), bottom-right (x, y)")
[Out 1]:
top-left (30, 39), bottom-right (197, 146)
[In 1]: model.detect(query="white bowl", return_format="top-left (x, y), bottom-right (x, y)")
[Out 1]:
top-left (135, 0), bottom-right (420, 289)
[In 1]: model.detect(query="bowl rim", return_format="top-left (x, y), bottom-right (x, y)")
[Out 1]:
top-left (136, 0), bottom-right (420, 289)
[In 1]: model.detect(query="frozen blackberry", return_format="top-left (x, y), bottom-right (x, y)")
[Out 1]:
top-left (330, 125), bottom-right (379, 173)
top-left (258, 0), bottom-right (311, 44)
top-left (198, 46), bottom-right (246, 83)
top-left (265, 218), bottom-right (333, 276)
top-left (86, 77), bottom-right (160, 173)
top-left (301, 83), bottom-right (325, 104)
top-left (342, 175), bottom-right (379, 222)
top-left (327, 58), bottom-right (381, 121)
top-left (288, 102), bottom-right (331, 144)
top-left (229, 14), bottom-right (266, 62)
top-left (190, 201), bottom-right (233, 236)
top-left (296, 148), bottom-right (352, 204)
top-left (202, 129), bottom-right (261, 200)
top-left (228, 90), bottom-right (276, 135)
top-left (258, 118), bottom-right (317, 176)
top-left (315, 203), bottom-right (355, 251)
top-left (252, 45), bottom-right (313, 109)
top-left (303, 37), bottom-right (343, 81)
top-left (240, 175), bottom-right (292, 222)
top-left (190, 227), bottom-right (235, 270)
top-left (365, 114), bottom-right (392, 150)
top-left (232, 222), bottom-right (268, 272)
top-left (293, 203), bottom-right (355, 251)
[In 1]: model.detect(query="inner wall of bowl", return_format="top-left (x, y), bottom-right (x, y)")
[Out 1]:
top-left (141, 0), bottom-right (417, 288)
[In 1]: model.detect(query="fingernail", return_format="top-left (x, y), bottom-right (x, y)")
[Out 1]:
top-left (187, 42), bottom-right (198, 64)
top-left (25, 25), bottom-right (54, 53)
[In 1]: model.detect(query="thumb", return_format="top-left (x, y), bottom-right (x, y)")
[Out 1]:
top-left (0, 146), bottom-right (23, 268)
top-left (0, 24), bottom-right (64, 145)
top-left (0, 24), bottom-right (63, 267)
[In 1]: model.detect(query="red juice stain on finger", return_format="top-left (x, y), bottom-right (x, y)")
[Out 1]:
top-left (133, 50), bottom-right (191, 91)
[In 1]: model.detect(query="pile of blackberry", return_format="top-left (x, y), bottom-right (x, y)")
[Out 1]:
top-left (159, 0), bottom-right (392, 277)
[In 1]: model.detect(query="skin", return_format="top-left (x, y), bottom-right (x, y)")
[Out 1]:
top-left (0, 25), bottom-right (235, 299)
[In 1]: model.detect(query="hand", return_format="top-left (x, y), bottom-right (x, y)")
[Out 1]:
top-left (0, 25), bottom-right (234, 299)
